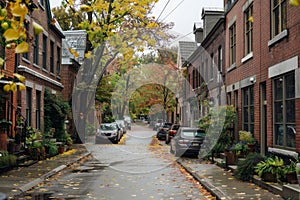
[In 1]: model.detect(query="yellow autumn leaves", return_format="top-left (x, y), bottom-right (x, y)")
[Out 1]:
top-left (290, 0), bottom-right (300, 6)
top-left (1, 1), bottom-right (44, 55)
top-left (0, 0), bottom-right (44, 93)
top-left (2, 73), bottom-right (26, 92)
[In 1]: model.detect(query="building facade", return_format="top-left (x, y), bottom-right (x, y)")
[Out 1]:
top-left (16, 0), bottom-right (64, 132)
top-left (224, 0), bottom-right (300, 155)
top-left (181, 8), bottom-right (225, 128)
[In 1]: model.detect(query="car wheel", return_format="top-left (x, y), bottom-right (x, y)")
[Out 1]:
top-left (170, 145), bottom-right (174, 154)
top-left (113, 136), bottom-right (119, 144)
top-left (165, 135), bottom-right (169, 144)
top-left (174, 148), bottom-right (181, 157)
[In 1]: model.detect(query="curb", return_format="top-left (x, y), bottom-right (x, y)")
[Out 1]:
top-left (177, 158), bottom-right (227, 200)
top-left (15, 152), bottom-right (91, 196)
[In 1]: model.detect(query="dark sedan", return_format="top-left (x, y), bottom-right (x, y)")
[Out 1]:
top-left (170, 127), bottom-right (205, 157)
top-left (156, 122), bottom-right (173, 140)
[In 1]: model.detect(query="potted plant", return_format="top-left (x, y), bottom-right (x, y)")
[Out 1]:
top-left (239, 130), bottom-right (256, 153)
top-left (58, 143), bottom-right (65, 154)
top-left (235, 153), bottom-right (266, 181)
top-left (225, 144), bottom-right (238, 165)
top-left (255, 156), bottom-right (285, 183)
top-left (296, 163), bottom-right (300, 186)
top-left (0, 119), bottom-right (12, 151)
top-left (283, 160), bottom-right (298, 184)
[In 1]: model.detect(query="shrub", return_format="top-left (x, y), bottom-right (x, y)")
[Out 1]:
top-left (48, 144), bottom-right (58, 157)
top-left (235, 153), bottom-right (266, 181)
top-left (255, 156), bottom-right (285, 183)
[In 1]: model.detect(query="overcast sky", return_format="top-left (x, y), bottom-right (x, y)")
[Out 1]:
top-left (50, 0), bottom-right (223, 41)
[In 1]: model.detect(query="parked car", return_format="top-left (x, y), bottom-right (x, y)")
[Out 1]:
top-left (170, 127), bottom-right (206, 157)
top-left (153, 119), bottom-right (163, 131)
top-left (116, 120), bottom-right (127, 134)
top-left (156, 122), bottom-right (173, 140)
top-left (124, 116), bottom-right (132, 130)
top-left (96, 123), bottom-right (122, 144)
top-left (165, 124), bottom-right (180, 144)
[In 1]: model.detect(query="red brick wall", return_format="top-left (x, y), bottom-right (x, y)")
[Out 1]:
top-left (16, 0), bottom-right (64, 131)
top-left (225, 0), bottom-right (300, 152)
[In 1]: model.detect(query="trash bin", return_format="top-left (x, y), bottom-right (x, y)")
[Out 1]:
top-left (0, 192), bottom-right (7, 200)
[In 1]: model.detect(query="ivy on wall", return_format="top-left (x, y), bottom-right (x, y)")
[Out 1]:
top-left (44, 88), bottom-right (70, 141)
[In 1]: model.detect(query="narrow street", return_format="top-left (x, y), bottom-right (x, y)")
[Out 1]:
top-left (18, 123), bottom-right (214, 200)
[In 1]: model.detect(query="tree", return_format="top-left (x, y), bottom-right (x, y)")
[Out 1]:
top-left (56, 0), bottom-right (173, 142)
top-left (52, 5), bottom-right (83, 31)
top-left (126, 48), bottom-right (178, 121)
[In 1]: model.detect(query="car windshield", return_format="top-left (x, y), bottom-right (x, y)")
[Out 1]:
top-left (172, 125), bottom-right (180, 130)
top-left (100, 124), bottom-right (117, 130)
top-left (182, 130), bottom-right (205, 138)
top-left (163, 123), bottom-right (172, 128)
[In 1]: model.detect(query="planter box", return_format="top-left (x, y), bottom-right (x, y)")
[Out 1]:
top-left (225, 151), bottom-right (237, 165)
top-left (262, 172), bottom-right (277, 182)
top-left (285, 172), bottom-right (297, 184)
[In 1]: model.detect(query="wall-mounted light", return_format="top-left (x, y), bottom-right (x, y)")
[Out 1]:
top-left (249, 77), bottom-right (255, 83)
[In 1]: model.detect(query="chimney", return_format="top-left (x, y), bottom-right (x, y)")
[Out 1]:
top-left (201, 8), bottom-right (224, 39)
top-left (193, 22), bottom-right (203, 44)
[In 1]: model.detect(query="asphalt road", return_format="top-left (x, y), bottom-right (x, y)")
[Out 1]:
top-left (20, 124), bottom-right (213, 200)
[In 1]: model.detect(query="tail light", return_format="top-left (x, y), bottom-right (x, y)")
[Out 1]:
top-left (169, 130), bottom-right (176, 135)
top-left (178, 139), bottom-right (190, 146)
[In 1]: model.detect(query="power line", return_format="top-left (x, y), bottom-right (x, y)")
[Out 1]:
top-left (171, 31), bottom-right (193, 44)
top-left (156, 0), bottom-right (171, 22)
top-left (160, 0), bottom-right (185, 22)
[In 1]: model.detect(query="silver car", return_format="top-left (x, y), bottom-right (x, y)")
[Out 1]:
top-left (96, 123), bottom-right (121, 144)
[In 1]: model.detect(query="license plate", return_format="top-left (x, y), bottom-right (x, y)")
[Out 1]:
top-left (191, 143), bottom-right (199, 146)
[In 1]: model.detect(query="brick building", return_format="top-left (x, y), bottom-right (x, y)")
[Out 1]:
top-left (181, 8), bottom-right (225, 128)
top-left (224, 0), bottom-right (300, 155)
top-left (15, 0), bottom-right (64, 133)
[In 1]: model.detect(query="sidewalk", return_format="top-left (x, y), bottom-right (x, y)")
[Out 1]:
top-left (0, 144), bottom-right (90, 199)
top-left (178, 157), bottom-right (285, 200)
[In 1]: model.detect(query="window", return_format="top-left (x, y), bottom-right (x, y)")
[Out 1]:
top-left (205, 58), bottom-right (208, 82)
top-left (273, 73), bottom-right (295, 148)
top-left (26, 87), bottom-right (32, 126)
top-left (33, 35), bottom-right (39, 65)
top-left (244, 4), bottom-right (253, 55)
top-left (229, 23), bottom-right (236, 65)
top-left (42, 34), bottom-right (47, 69)
top-left (242, 86), bottom-right (254, 134)
top-left (218, 46), bottom-right (222, 73)
top-left (227, 92), bottom-right (231, 105)
top-left (271, 0), bottom-right (287, 38)
top-left (193, 69), bottom-right (196, 89)
top-left (22, 22), bottom-right (29, 60)
top-left (57, 47), bottom-right (61, 75)
top-left (36, 90), bottom-right (41, 130)
top-left (201, 61), bottom-right (204, 82)
top-left (210, 53), bottom-right (214, 80)
top-left (50, 41), bottom-right (54, 73)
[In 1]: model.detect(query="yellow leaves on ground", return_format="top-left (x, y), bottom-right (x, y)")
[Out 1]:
top-left (61, 149), bottom-right (77, 156)
top-left (290, 0), bottom-right (300, 6)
